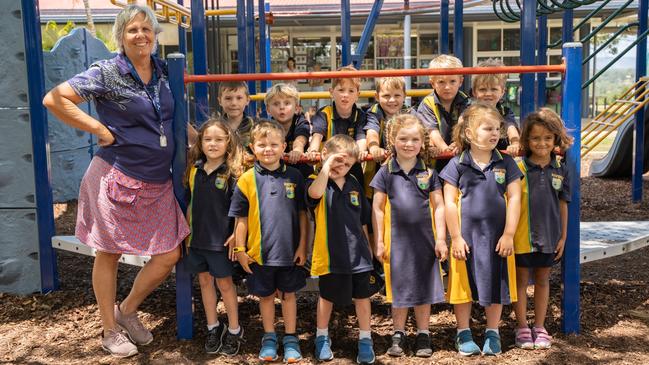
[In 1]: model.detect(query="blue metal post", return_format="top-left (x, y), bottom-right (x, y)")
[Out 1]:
top-left (453, 0), bottom-right (463, 62)
top-left (191, 0), bottom-right (209, 124)
top-left (352, 0), bottom-right (383, 68)
top-left (168, 53), bottom-right (193, 340)
top-left (341, 0), bottom-right (351, 66)
top-left (562, 9), bottom-right (574, 43)
top-left (21, 0), bottom-right (58, 293)
top-left (246, 0), bottom-right (256, 115)
top-left (258, 0), bottom-right (269, 117)
top-left (537, 14), bottom-right (548, 107)
top-left (520, 0), bottom-right (536, 122)
top-left (440, 0), bottom-right (449, 54)
top-left (560, 43), bottom-right (582, 335)
top-left (177, 0), bottom-right (187, 55)
top-left (632, 0), bottom-right (648, 202)
top-left (236, 0), bottom-right (247, 75)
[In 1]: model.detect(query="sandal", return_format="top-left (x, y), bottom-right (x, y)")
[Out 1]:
top-left (532, 327), bottom-right (552, 349)
top-left (515, 327), bottom-right (534, 350)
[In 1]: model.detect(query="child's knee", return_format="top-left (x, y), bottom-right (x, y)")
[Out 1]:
top-left (197, 272), bottom-right (214, 287)
top-left (215, 277), bottom-right (234, 293)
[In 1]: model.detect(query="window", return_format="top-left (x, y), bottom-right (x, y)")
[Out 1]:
top-left (477, 29), bottom-right (501, 51)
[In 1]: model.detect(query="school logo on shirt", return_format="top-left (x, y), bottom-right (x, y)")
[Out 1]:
top-left (350, 191), bottom-right (360, 206)
top-left (416, 171), bottom-right (430, 190)
top-left (284, 182), bottom-right (296, 199)
top-left (494, 168), bottom-right (506, 184)
top-left (215, 175), bottom-right (227, 190)
top-left (552, 173), bottom-right (564, 190)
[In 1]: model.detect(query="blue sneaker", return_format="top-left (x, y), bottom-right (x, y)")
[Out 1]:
top-left (455, 329), bottom-right (481, 356)
top-left (282, 335), bottom-right (302, 363)
top-left (357, 337), bottom-right (375, 364)
top-left (314, 335), bottom-right (334, 361)
top-left (482, 330), bottom-right (502, 356)
top-left (259, 332), bottom-right (278, 361)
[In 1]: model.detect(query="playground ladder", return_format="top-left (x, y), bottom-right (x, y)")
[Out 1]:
top-left (581, 77), bottom-right (649, 158)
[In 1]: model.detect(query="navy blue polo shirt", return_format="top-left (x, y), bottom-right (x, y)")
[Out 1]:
top-left (306, 175), bottom-right (373, 276)
top-left (514, 155), bottom-right (571, 254)
top-left (364, 103), bottom-right (414, 148)
top-left (276, 113), bottom-right (314, 178)
top-left (311, 103), bottom-right (366, 141)
top-left (186, 161), bottom-right (235, 251)
top-left (228, 161), bottom-right (306, 266)
top-left (416, 91), bottom-right (469, 145)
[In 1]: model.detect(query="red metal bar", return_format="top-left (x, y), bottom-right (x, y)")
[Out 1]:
top-left (184, 63), bottom-right (566, 83)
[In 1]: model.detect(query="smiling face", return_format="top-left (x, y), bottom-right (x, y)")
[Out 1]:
top-left (267, 95), bottom-right (298, 125)
top-left (376, 85), bottom-right (406, 117)
top-left (252, 131), bottom-right (286, 170)
top-left (394, 125), bottom-right (424, 161)
top-left (200, 125), bottom-right (229, 164)
top-left (473, 82), bottom-right (505, 107)
top-left (218, 87), bottom-right (250, 121)
top-left (122, 13), bottom-right (155, 59)
top-left (330, 79), bottom-right (360, 116)
top-left (527, 124), bottom-right (556, 161)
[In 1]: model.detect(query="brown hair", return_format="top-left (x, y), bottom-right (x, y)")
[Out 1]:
top-left (185, 118), bottom-right (243, 187)
top-left (331, 65), bottom-right (361, 91)
top-left (250, 119), bottom-right (286, 144)
top-left (385, 113), bottom-right (431, 163)
top-left (375, 76), bottom-right (406, 93)
top-left (218, 81), bottom-right (249, 96)
top-left (472, 58), bottom-right (507, 90)
top-left (322, 134), bottom-right (359, 161)
top-left (452, 103), bottom-right (504, 151)
top-left (521, 108), bottom-right (574, 155)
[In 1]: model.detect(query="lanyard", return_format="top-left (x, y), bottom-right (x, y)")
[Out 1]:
top-left (125, 56), bottom-right (167, 147)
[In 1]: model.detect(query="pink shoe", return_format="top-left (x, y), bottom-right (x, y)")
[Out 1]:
top-left (114, 304), bottom-right (153, 345)
top-left (515, 327), bottom-right (534, 350)
top-left (532, 327), bottom-right (552, 349)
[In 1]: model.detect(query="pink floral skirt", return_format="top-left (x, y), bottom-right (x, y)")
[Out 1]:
top-left (75, 157), bottom-right (190, 255)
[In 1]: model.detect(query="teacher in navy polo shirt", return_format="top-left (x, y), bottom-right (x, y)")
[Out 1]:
top-left (43, 5), bottom-right (189, 358)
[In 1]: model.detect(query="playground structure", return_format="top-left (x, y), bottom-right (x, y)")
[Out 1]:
top-left (1, 0), bottom-right (647, 344)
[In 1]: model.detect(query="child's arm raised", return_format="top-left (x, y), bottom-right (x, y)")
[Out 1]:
top-left (444, 183), bottom-right (469, 260)
top-left (307, 153), bottom-right (343, 199)
top-left (430, 189), bottom-right (448, 262)
top-left (496, 180), bottom-right (522, 257)
top-left (372, 191), bottom-right (388, 263)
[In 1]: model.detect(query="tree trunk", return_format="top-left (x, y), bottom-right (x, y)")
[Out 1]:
top-left (82, 0), bottom-right (96, 37)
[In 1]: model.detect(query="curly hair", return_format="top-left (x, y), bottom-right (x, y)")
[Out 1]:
top-left (521, 108), bottom-right (574, 156)
top-left (451, 103), bottom-right (504, 151)
top-left (385, 113), bottom-right (432, 163)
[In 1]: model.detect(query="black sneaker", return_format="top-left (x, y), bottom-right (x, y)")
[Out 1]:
top-left (386, 331), bottom-right (406, 357)
top-left (414, 333), bottom-right (432, 357)
top-left (205, 322), bottom-right (225, 354)
top-left (220, 327), bottom-right (245, 356)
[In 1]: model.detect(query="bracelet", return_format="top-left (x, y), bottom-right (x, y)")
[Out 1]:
top-left (232, 246), bottom-right (246, 253)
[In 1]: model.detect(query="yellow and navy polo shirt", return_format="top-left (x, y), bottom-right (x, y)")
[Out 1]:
top-left (310, 103), bottom-right (366, 141)
top-left (306, 174), bottom-right (373, 276)
top-left (514, 155), bottom-right (571, 255)
top-left (228, 161), bottom-right (306, 266)
top-left (416, 90), bottom-right (469, 145)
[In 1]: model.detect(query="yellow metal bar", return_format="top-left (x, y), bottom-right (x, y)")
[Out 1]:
top-left (249, 88), bottom-right (434, 101)
top-left (206, 9), bottom-right (237, 16)
top-left (582, 78), bottom-right (641, 134)
top-left (147, 0), bottom-right (192, 28)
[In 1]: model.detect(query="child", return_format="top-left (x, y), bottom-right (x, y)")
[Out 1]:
top-left (184, 119), bottom-right (245, 355)
top-left (306, 135), bottom-right (375, 364)
top-left (471, 58), bottom-right (521, 155)
top-left (370, 114), bottom-right (447, 358)
top-left (417, 55), bottom-right (469, 169)
top-left (512, 108), bottom-right (573, 350)
top-left (229, 121), bottom-right (308, 363)
top-left (440, 103), bottom-right (522, 356)
top-left (306, 65), bottom-right (367, 186)
top-left (218, 81), bottom-right (255, 159)
top-left (264, 83), bottom-right (313, 177)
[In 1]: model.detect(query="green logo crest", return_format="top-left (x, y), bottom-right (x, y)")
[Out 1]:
top-left (284, 182), bottom-right (296, 199)
top-left (350, 191), bottom-right (360, 206)
top-left (494, 169), bottom-right (506, 184)
top-left (215, 175), bottom-right (226, 190)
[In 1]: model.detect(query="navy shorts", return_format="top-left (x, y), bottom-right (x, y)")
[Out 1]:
top-left (318, 271), bottom-right (373, 307)
top-left (515, 252), bottom-right (557, 268)
top-left (185, 247), bottom-right (234, 278)
top-left (246, 264), bottom-right (307, 297)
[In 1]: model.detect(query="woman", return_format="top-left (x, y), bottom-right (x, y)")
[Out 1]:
top-left (43, 5), bottom-right (189, 358)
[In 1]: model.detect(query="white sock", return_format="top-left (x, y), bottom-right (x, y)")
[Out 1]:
top-left (207, 320), bottom-right (220, 331)
top-left (394, 328), bottom-right (406, 335)
top-left (316, 328), bottom-right (328, 338)
top-left (359, 330), bottom-right (372, 340)
top-left (228, 326), bottom-right (241, 335)
top-left (417, 329), bottom-right (430, 335)
top-left (486, 328), bottom-right (499, 334)
top-left (457, 328), bottom-right (470, 335)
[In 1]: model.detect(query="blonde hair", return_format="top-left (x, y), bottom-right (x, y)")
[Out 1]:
top-left (264, 83), bottom-right (300, 106)
top-left (472, 58), bottom-right (507, 90)
top-left (250, 119), bottom-right (285, 144)
top-left (112, 5), bottom-right (162, 53)
top-left (218, 81), bottom-right (250, 97)
top-left (428, 54), bottom-right (463, 69)
top-left (331, 65), bottom-right (361, 91)
top-left (452, 103), bottom-right (504, 151)
top-left (521, 108), bottom-right (574, 155)
top-left (323, 134), bottom-right (359, 161)
top-left (185, 119), bottom-right (243, 187)
top-left (385, 113), bottom-right (431, 162)
top-left (375, 76), bottom-right (406, 93)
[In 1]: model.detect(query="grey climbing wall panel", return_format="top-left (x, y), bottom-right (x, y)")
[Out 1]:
top-left (0, 1), bottom-right (40, 294)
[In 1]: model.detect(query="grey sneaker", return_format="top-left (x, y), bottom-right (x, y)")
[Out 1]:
top-left (114, 304), bottom-right (153, 345)
top-left (101, 329), bottom-right (138, 358)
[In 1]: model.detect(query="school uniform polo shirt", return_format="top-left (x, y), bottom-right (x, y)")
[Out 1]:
top-left (306, 175), bottom-right (373, 276)
top-left (514, 155), bottom-right (571, 254)
top-left (364, 103), bottom-right (414, 148)
top-left (276, 113), bottom-right (314, 178)
top-left (225, 113), bottom-right (255, 153)
top-left (186, 161), bottom-right (235, 251)
top-left (310, 103), bottom-right (367, 141)
top-left (416, 91), bottom-right (469, 145)
top-left (228, 162), bottom-right (306, 266)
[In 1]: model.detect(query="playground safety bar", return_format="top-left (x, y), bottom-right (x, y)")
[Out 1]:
top-left (183, 64), bottom-right (566, 84)
top-left (248, 89), bottom-right (435, 101)
top-left (110, 0), bottom-right (192, 28)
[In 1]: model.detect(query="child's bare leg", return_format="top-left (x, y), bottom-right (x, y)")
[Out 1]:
top-left (413, 304), bottom-right (431, 331)
top-left (259, 294), bottom-right (276, 333)
top-left (485, 304), bottom-right (503, 330)
top-left (354, 298), bottom-right (372, 332)
top-left (215, 277), bottom-right (239, 329)
top-left (514, 267), bottom-right (530, 328)
top-left (533, 268), bottom-right (551, 328)
top-left (281, 292), bottom-right (297, 333)
top-left (198, 273), bottom-right (218, 326)
top-left (454, 302), bottom-right (472, 329)
top-left (316, 297), bottom-right (334, 329)
top-left (391, 307), bottom-right (408, 332)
